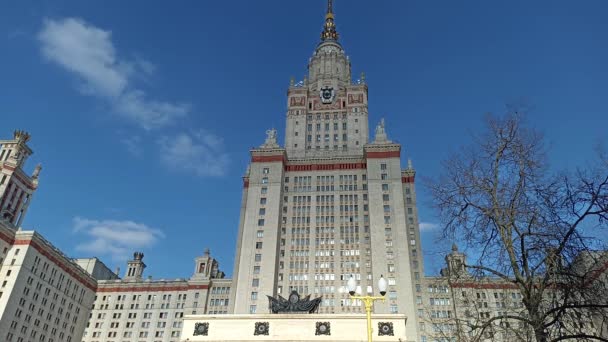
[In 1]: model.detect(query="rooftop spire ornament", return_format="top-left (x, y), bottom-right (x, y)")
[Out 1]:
top-left (320, 0), bottom-right (339, 41)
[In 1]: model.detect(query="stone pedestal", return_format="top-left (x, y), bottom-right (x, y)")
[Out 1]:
top-left (181, 313), bottom-right (411, 342)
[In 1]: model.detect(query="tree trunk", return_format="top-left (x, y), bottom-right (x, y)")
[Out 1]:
top-left (534, 325), bottom-right (548, 342)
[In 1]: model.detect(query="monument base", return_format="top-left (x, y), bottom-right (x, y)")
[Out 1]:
top-left (181, 313), bottom-right (411, 342)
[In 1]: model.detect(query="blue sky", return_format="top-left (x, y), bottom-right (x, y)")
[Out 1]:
top-left (1, 0), bottom-right (606, 278)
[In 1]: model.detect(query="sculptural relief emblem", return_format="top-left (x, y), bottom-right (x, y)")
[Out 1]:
top-left (378, 322), bottom-right (394, 336)
top-left (254, 322), bottom-right (269, 336)
top-left (319, 86), bottom-right (335, 104)
top-left (315, 321), bottom-right (331, 335)
top-left (267, 290), bottom-right (322, 314)
top-left (193, 322), bottom-right (209, 336)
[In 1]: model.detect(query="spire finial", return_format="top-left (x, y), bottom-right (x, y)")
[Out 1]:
top-left (321, 0), bottom-right (339, 41)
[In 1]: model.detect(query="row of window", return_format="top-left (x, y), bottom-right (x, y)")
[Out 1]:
top-left (306, 122), bottom-right (349, 132)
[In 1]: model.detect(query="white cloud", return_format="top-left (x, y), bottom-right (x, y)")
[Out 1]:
top-left (73, 217), bottom-right (165, 261)
top-left (419, 222), bottom-right (440, 232)
top-left (159, 131), bottom-right (230, 177)
top-left (38, 17), bottom-right (187, 129)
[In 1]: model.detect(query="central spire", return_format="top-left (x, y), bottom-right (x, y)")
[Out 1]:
top-left (320, 0), bottom-right (339, 41)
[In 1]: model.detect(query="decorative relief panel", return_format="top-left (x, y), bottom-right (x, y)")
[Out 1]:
top-left (290, 96), bottom-right (306, 107)
top-left (378, 322), bottom-right (394, 336)
top-left (348, 94), bottom-right (364, 104)
top-left (313, 99), bottom-right (342, 110)
top-left (315, 321), bottom-right (331, 335)
top-left (254, 322), bottom-right (269, 336)
top-left (193, 322), bottom-right (209, 336)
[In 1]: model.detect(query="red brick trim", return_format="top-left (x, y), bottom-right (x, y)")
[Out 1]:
top-left (97, 284), bottom-right (209, 292)
top-left (14, 238), bottom-right (97, 291)
top-left (251, 155), bottom-right (285, 163)
top-left (366, 151), bottom-right (400, 159)
top-left (0, 230), bottom-right (15, 244)
top-left (586, 260), bottom-right (608, 286)
top-left (13, 174), bottom-right (36, 191)
top-left (285, 162), bottom-right (367, 172)
top-left (450, 282), bottom-right (518, 290)
top-left (402, 176), bottom-right (415, 183)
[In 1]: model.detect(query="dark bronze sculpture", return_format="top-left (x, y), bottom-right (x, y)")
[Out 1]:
top-left (267, 290), bottom-right (322, 314)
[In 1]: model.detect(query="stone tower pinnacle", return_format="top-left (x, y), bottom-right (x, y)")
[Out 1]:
top-left (321, 0), bottom-right (339, 42)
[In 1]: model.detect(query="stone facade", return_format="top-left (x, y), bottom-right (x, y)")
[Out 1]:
top-left (0, 130), bottom-right (40, 228)
top-left (230, 3), bottom-right (423, 341)
top-left (0, 221), bottom-right (98, 342)
top-left (418, 246), bottom-right (608, 342)
top-left (80, 250), bottom-right (231, 342)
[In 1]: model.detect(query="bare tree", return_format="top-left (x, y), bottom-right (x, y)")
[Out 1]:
top-left (428, 110), bottom-right (608, 341)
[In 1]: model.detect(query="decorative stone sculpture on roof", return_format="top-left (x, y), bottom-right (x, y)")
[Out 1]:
top-left (267, 290), bottom-right (322, 314)
top-left (260, 128), bottom-right (280, 148)
top-left (32, 164), bottom-right (42, 179)
top-left (373, 118), bottom-right (391, 144)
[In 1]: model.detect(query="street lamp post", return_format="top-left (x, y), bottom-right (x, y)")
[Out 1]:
top-left (347, 275), bottom-right (388, 342)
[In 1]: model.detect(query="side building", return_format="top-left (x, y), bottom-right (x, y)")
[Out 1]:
top-left (80, 249), bottom-right (232, 342)
top-left (0, 130), bottom-right (100, 342)
top-left (0, 221), bottom-right (99, 342)
top-left (420, 245), bottom-right (607, 342)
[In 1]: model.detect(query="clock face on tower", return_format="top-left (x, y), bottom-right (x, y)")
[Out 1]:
top-left (320, 86), bottom-right (335, 104)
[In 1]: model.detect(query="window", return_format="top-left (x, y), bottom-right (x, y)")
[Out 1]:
top-left (255, 254), bottom-right (262, 262)
top-left (259, 208), bottom-right (265, 215)
top-left (261, 177), bottom-right (268, 184)
top-left (251, 292), bottom-right (258, 300)
top-left (255, 242), bottom-right (263, 249)
top-left (261, 187), bottom-right (267, 194)
top-left (382, 194), bottom-right (389, 201)
top-left (260, 198), bottom-right (267, 205)
top-left (382, 184), bottom-right (389, 191)
top-left (249, 305), bottom-right (257, 313)
top-left (253, 266), bottom-right (260, 274)
top-left (258, 219), bottom-right (265, 226)
top-left (256, 230), bottom-right (264, 238)
top-left (381, 173), bottom-right (388, 180)
top-left (262, 168), bottom-right (269, 174)
top-left (252, 279), bottom-right (259, 287)
top-left (380, 163), bottom-right (387, 170)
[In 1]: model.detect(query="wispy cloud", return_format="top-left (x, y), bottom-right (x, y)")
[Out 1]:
top-left (159, 131), bottom-right (230, 177)
top-left (419, 222), bottom-right (440, 232)
top-left (38, 17), bottom-right (187, 129)
top-left (121, 135), bottom-right (143, 157)
top-left (73, 217), bottom-right (165, 261)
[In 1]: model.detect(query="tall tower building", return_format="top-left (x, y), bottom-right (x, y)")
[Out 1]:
top-left (231, 1), bottom-right (424, 339)
top-left (0, 130), bottom-right (41, 227)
